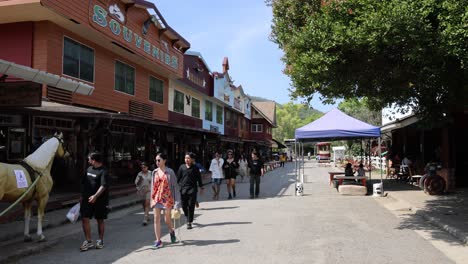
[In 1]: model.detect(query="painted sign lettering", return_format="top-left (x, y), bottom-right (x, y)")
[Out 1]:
top-left (91, 3), bottom-right (179, 70)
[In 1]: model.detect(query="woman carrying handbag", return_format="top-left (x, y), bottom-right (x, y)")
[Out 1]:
top-left (150, 153), bottom-right (181, 249)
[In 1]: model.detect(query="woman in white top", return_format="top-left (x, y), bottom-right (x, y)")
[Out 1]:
top-left (135, 162), bottom-right (152, 225)
top-left (209, 151), bottom-right (224, 200)
top-left (238, 154), bottom-right (248, 182)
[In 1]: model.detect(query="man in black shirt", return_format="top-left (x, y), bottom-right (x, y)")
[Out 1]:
top-left (80, 152), bottom-right (109, 251)
top-left (177, 152), bottom-right (204, 229)
top-left (248, 151), bottom-right (264, 199)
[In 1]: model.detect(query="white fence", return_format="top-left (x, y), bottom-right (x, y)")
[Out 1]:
top-left (354, 156), bottom-right (387, 172)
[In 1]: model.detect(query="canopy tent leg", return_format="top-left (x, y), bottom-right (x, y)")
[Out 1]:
top-left (379, 137), bottom-right (384, 196)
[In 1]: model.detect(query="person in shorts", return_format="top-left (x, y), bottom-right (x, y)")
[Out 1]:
top-left (208, 150), bottom-right (224, 200)
top-left (80, 152), bottom-right (109, 251)
top-left (223, 150), bottom-right (239, 199)
top-left (135, 162), bottom-right (152, 225)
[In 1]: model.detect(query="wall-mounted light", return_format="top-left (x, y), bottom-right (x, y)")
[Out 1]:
top-left (142, 15), bottom-right (156, 35)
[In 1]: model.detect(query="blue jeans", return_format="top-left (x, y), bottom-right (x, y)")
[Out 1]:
top-left (250, 175), bottom-right (261, 197)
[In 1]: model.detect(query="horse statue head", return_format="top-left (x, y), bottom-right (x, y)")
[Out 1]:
top-left (53, 132), bottom-right (69, 159)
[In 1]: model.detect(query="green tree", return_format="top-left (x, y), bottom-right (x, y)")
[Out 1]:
top-left (269, 0), bottom-right (467, 122)
top-left (338, 97), bottom-right (381, 126)
top-left (273, 102), bottom-right (323, 142)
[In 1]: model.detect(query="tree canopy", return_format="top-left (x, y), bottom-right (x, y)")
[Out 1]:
top-left (273, 102), bottom-right (323, 142)
top-left (338, 97), bottom-right (381, 126)
top-left (269, 0), bottom-right (467, 121)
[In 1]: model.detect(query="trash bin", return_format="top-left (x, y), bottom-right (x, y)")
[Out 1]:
top-left (295, 182), bottom-right (303, 196)
top-left (373, 183), bottom-right (382, 196)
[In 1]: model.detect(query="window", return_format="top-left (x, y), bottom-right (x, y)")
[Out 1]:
top-left (63, 37), bottom-right (94, 82)
top-left (225, 111), bottom-right (231, 127)
top-left (240, 118), bottom-right (244, 130)
top-left (232, 114), bottom-right (238, 128)
top-left (191, 98), bottom-right (200, 118)
top-left (205, 101), bottom-right (213, 121)
top-left (149, 76), bottom-right (164, 104)
top-left (216, 105), bottom-right (223, 124)
top-left (115, 61), bottom-right (135, 95)
top-left (173, 90), bottom-right (184, 113)
top-left (251, 124), bottom-right (263, 132)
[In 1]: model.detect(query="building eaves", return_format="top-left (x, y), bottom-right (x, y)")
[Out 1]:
top-left (252, 101), bottom-right (277, 127)
top-left (185, 51), bottom-right (212, 73)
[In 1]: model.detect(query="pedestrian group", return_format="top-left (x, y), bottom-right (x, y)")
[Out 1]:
top-left (79, 149), bottom-right (267, 251)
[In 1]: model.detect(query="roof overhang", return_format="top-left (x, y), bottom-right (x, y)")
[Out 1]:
top-left (272, 138), bottom-right (287, 149)
top-left (381, 114), bottom-right (419, 133)
top-left (0, 59), bottom-right (94, 95)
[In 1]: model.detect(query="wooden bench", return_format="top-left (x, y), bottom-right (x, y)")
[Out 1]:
top-left (334, 176), bottom-right (367, 187)
top-left (328, 172), bottom-right (345, 186)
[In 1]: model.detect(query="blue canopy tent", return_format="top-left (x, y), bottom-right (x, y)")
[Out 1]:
top-left (294, 108), bottom-right (383, 195)
top-left (295, 108), bottom-right (380, 141)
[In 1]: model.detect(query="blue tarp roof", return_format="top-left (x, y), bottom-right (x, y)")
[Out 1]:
top-left (295, 108), bottom-right (381, 141)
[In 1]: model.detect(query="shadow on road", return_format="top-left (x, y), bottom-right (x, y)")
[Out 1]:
top-left (198, 206), bottom-right (239, 211)
top-left (179, 239), bottom-right (240, 246)
top-left (193, 221), bottom-right (252, 228)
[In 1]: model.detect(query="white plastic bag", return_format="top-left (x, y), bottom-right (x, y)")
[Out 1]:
top-left (66, 203), bottom-right (81, 223)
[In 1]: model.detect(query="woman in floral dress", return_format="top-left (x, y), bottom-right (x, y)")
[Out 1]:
top-left (150, 153), bottom-right (181, 249)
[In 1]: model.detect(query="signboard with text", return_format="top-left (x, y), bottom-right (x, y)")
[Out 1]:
top-left (88, 0), bottom-right (182, 76)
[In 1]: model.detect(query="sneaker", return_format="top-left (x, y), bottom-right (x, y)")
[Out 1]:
top-left (142, 219), bottom-right (148, 226)
top-left (187, 223), bottom-right (193, 229)
top-left (152, 240), bottom-right (163, 249)
top-left (80, 240), bottom-right (94, 251)
top-left (170, 230), bottom-right (177, 243)
top-left (95, 239), bottom-right (104, 249)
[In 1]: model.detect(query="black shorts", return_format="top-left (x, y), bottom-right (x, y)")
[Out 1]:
top-left (225, 174), bottom-right (237, 180)
top-left (81, 197), bottom-right (109, 219)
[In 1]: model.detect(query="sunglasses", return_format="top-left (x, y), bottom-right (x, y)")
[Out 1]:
top-left (156, 159), bottom-right (162, 162)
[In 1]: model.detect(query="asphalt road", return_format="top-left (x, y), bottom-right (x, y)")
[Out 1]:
top-left (10, 161), bottom-right (464, 264)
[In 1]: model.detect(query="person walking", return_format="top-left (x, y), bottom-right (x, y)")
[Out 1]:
top-left (223, 150), bottom-right (239, 199)
top-left (208, 150), bottom-right (224, 200)
top-left (177, 152), bottom-right (204, 229)
top-left (80, 152), bottom-right (109, 251)
top-left (238, 154), bottom-right (248, 182)
top-left (150, 153), bottom-right (181, 249)
top-left (279, 153), bottom-right (286, 167)
top-left (248, 151), bottom-right (264, 199)
top-left (135, 162), bottom-right (151, 226)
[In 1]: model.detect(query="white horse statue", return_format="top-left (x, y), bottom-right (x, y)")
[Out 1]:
top-left (0, 132), bottom-right (68, 242)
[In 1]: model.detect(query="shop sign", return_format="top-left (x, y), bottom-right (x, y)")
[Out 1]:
top-left (0, 82), bottom-right (41, 107)
top-left (90, 1), bottom-right (179, 70)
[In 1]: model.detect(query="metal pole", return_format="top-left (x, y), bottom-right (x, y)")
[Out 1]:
top-left (301, 142), bottom-right (304, 183)
top-left (379, 137), bottom-right (384, 196)
top-left (368, 139), bottom-right (371, 183)
top-left (294, 141), bottom-right (297, 195)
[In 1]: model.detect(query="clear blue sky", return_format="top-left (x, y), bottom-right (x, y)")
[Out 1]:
top-left (154, 0), bottom-right (338, 113)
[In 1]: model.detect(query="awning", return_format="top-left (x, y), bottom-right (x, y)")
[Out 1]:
top-left (22, 100), bottom-right (112, 117)
top-left (220, 136), bottom-right (240, 143)
top-left (380, 114), bottom-right (419, 133)
top-left (272, 138), bottom-right (287, 149)
top-left (0, 59), bottom-right (94, 95)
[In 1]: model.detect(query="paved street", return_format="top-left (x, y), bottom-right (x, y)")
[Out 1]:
top-left (7, 161), bottom-right (467, 264)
